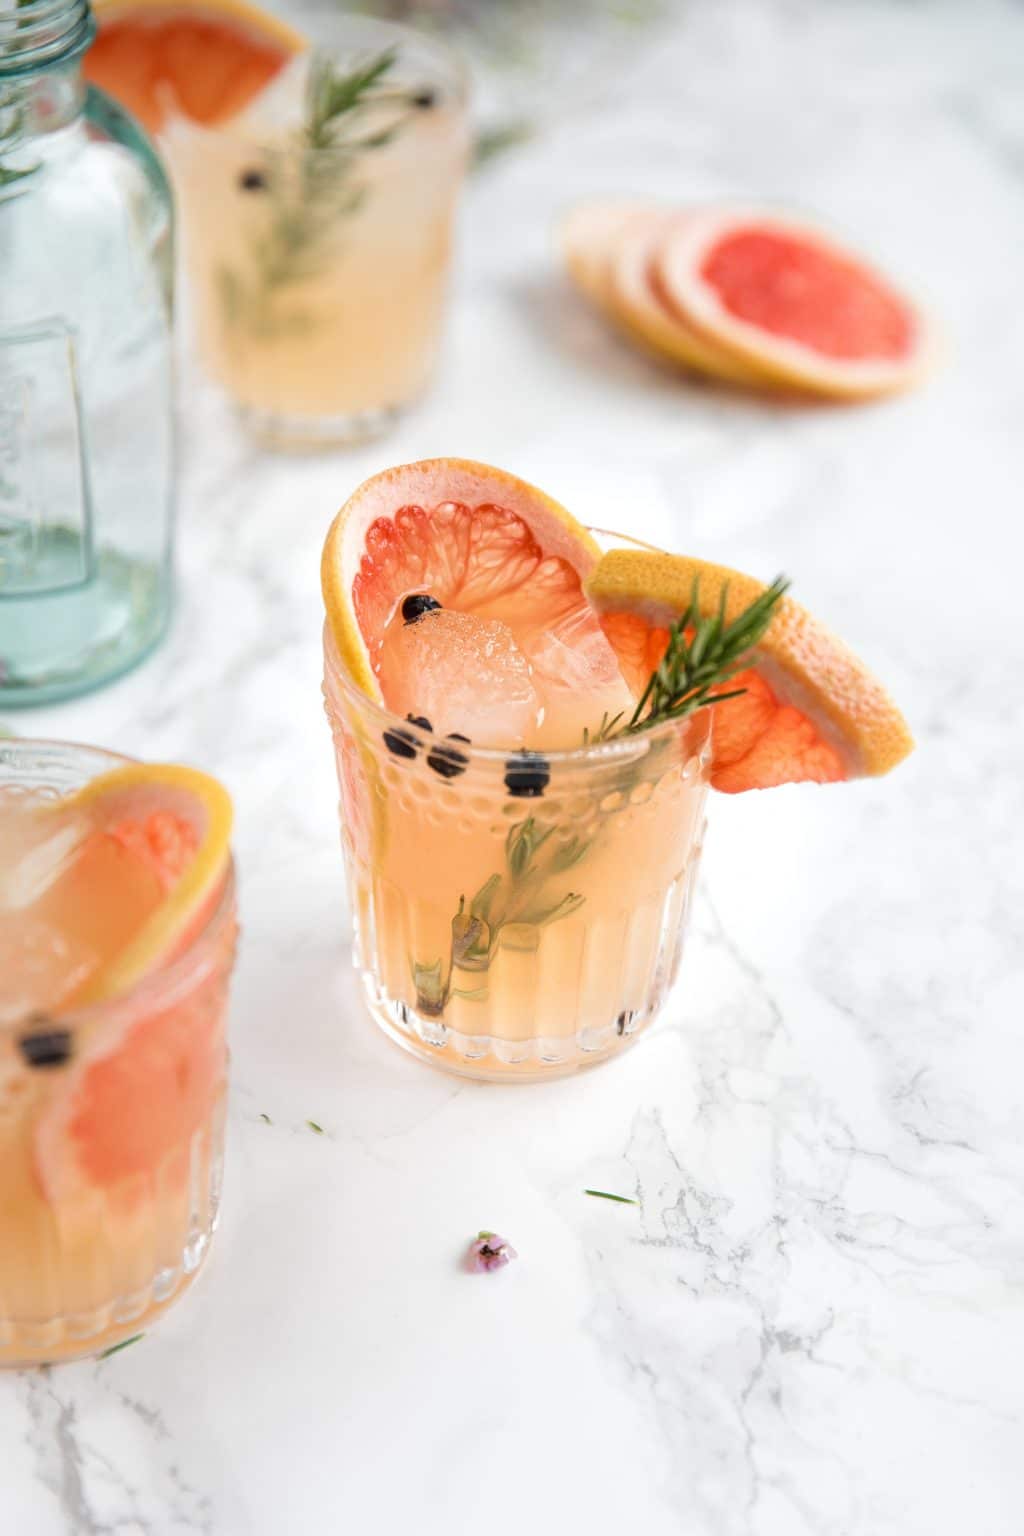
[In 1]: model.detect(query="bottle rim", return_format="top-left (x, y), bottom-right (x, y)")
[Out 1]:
top-left (0, 0), bottom-right (95, 80)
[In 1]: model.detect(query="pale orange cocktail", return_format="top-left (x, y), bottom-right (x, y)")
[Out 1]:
top-left (0, 742), bottom-right (236, 1365)
top-left (169, 18), bottom-right (468, 446)
top-left (321, 459), bottom-right (913, 1083)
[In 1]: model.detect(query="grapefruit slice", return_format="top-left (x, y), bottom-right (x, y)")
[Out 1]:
top-left (60, 763), bottom-right (233, 1009)
top-left (585, 548), bottom-right (913, 792)
top-left (560, 199), bottom-right (649, 308)
top-left (322, 458), bottom-right (602, 702)
top-left (656, 207), bottom-right (934, 400)
top-left (605, 210), bottom-right (768, 386)
top-left (322, 460), bottom-right (638, 750)
top-left (23, 764), bottom-right (234, 1206)
top-left (34, 961), bottom-right (230, 1204)
top-left (85, 0), bottom-right (304, 133)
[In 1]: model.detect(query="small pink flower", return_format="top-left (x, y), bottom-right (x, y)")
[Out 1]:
top-left (467, 1230), bottom-right (517, 1273)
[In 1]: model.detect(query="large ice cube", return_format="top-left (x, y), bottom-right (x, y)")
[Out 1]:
top-left (526, 606), bottom-right (637, 748)
top-left (379, 608), bottom-right (541, 748)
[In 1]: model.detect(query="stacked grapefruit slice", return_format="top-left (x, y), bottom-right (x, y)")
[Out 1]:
top-left (562, 202), bottom-right (935, 401)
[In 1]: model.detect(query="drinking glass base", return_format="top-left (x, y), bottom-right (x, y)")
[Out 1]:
top-left (0, 1229), bottom-right (214, 1370)
top-left (236, 401), bottom-right (403, 451)
top-left (360, 970), bottom-right (660, 1083)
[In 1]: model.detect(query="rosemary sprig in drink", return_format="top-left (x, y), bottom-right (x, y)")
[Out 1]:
top-left (217, 48), bottom-right (427, 339)
top-left (413, 816), bottom-right (591, 1015)
top-left (588, 575), bottom-right (789, 743)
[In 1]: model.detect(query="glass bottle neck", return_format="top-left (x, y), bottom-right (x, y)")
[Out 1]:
top-left (0, 0), bottom-right (94, 80)
top-left (0, 60), bottom-right (86, 147)
top-left (0, 0), bottom-right (93, 151)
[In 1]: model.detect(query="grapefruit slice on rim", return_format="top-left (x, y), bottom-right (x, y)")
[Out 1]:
top-left (322, 458), bottom-right (602, 704)
top-left (85, 0), bottom-right (304, 133)
top-left (656, 207), bottom-right (934, 401)
top-left (59, 763), bottom-right (234, 1010)
top-left (585, 548), bottom-right (913, 793)
top-left (25, 764), bottom-right (234, 1206)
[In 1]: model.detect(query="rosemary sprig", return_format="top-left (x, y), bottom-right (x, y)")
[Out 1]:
top-left (453, 816), bottom-right (589, 970)
top-left (218, 48), bottom-right (424, 338)
top-left (587, 575), bottom-right (789, 743)
top-left (413, 816), bottom-right (591, 1015)
top-left (304, 48), bottom-right (403, 151)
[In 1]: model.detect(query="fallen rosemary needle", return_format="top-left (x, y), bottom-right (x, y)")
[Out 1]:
top-left (98, 1333), bottom-right (144, 1360)
top-left (584, 1189), bottom-right (639, 1205)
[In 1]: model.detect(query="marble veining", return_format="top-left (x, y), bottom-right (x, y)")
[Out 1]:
top-left (3, 0), bottom-right (1023, 1531)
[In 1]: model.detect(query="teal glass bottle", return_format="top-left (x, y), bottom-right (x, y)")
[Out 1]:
top-left (0, 0), bottom-right (174, 706)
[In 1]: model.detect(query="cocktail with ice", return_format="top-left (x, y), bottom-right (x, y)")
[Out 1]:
top-left (322, 459), bottom-right (913, 1081)
top-left (0, 742), bottom-right (235, 1366)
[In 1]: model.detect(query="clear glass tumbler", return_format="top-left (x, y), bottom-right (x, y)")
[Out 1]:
top-left (0, 0), bottom-right (176, 706)
top-left (167, 16), bottom-right (469, 447)
top-left (323, 559), bottom-right (711, 1083)
top-left (0, 741), bottom-right (237, 1367)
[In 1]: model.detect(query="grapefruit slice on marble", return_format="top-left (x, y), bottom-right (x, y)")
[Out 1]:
top-left (656, 206), bottom-right (935, 400)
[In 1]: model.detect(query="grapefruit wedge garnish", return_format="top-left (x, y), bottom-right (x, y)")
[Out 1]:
top-left (656, 207), bottom-right (934, 400)
top-left (562, 199), bottom-right (935, 402)
top-left (85, 0), bottom-right (304, 133)
top-left (321, 458), bottom-right (635, 748)
top-left (585, 548), bottom-right (914, 792)
top-left (56, 763), bottom-right (233, 1010)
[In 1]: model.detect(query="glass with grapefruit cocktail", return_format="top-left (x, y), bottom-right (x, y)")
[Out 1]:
top-left (321, 458), bottom-right (913, 1081)
top-left (0, 741), bottom-right (236, 1366)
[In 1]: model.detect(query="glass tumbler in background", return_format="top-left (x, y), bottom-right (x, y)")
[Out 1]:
top-left (323, 613), bottom-right (711, 1083)
top-left (168, 17), bottom-right (469, 448)
top-left (0, 0), bottom-right (175, 707)
top-left (0, 741), bottom-right (237, 1367)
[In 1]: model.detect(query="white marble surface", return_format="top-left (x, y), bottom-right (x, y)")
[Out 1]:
top-left (5, 0), bottom-right (1024, 1531)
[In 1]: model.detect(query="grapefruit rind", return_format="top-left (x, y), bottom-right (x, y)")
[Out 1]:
top-left (61, 764), bottom-right (233, 1008)
top-left (656, 207), bottom-right (936, 400)
top-left (321, 457), bottom-right (602, 701)
top-left (584, 548), bottom-right (914, 788)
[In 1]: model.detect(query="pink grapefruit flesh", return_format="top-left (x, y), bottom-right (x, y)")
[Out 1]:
top-left (656, 208), bottom-right (933, 399)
